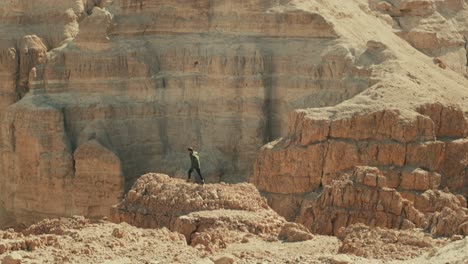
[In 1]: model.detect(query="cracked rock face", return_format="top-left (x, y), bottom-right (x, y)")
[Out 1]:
top-left (252, 104), bottom-right (467, 205)
top-left (296, 166), bottom-right (468, 237)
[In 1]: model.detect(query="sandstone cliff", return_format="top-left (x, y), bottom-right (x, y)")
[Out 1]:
top-left (0, 0), bottom-right (467, 229)
top-left (297, 166), bottom-right (468, 236)
top-left (0, 0), bottom-right (374, 224)
top-left (250, 0), bottom-right (468, 234)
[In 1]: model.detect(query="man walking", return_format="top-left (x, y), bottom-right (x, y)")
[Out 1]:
top-left (187, 147), bottom-right (204, 184)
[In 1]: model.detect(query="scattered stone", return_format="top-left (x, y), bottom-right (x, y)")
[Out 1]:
top-left (2, 252), bottom-right (22, 264)
top-left (112, 228), bottom-right (124, 238)
top-left (338, 224), bottom-right (447, 260)
top-left (210, 254), bottom-right (235, 264)
top-left (279, 223), bottom-right (313, 242)
top-left (330, 255), bottom-right (352, 264)
top-left (451, 235), bottom-right (463, 241)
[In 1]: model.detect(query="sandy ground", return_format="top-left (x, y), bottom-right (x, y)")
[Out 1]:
top-left (2, 217), bottom-right (467, 264)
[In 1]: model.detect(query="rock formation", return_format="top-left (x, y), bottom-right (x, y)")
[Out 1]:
top-left (0, 216), bottom-right (208, 264)
top-left (252, 103), bottom-right (468, 225)
top-left (338, 224), bottom-right (448, 261)
top-left (111, 173), bottom-right (312, 251)
top-left (296, 166), bottom-right (468, 236)
top-left (0, 0), bottom-right (378, 224)
top-left (2, 214), bottom-right (468, 263)
top-left (249, 0), bottom-right (468, 234)
top-left (0, 0), bottom-right (467, 239)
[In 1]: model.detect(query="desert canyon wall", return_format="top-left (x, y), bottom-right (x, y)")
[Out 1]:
top-left (0, 0), bottom-right (467, 231)
top-left (0, 0), bottom-right (373, 225)
top-left (251, 0), bottom-right (468, 235)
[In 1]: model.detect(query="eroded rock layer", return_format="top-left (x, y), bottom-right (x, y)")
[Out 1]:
top-left (0, 0), bottom-right (467, 228)
top-left (253, 103), bottom-right (468, 195)
top-left (250, 0), bottom-right (468, 233)
top-left (297, 166), bottom-right (468, 236)
top-left (111, 173), bottom-right (313, 251)
top-left (0, 0), bottom-right (375, 225)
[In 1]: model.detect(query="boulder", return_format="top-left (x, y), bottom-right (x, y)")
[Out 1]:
top-left (2, 252), bottom-right (22, 264)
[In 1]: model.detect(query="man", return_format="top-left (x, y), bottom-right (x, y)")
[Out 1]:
top-left (187, 147), bottom-right (204, 184)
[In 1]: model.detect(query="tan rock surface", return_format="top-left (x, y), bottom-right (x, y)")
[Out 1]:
top-left (2, 215), bottom-right (466, 263)
top-left (406, 236), bottom-right (468, 264)
top-left (296, 166), bottom-right (468, 237)
top-left (111, 173), bottom-right (313, 251)
top-left (252, 104), bottom-right (468, 226)
top-left (0, 216), bottom-right (352, 264)
top-left (249, 3), bottom-right (468, 233)
top-left (0, 0), bottom-right (382, 224)
top-left (0, 216), bottom-right (207, 264)
top-left (338, 224), bottom-right (448, 261)
top-left (0, 3), bottom-right (466, 264)
top-left (370, 0), bottom-right (468, 75)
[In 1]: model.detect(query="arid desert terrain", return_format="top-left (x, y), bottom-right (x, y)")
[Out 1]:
top-left (1, 0), bottom-right (468, 263)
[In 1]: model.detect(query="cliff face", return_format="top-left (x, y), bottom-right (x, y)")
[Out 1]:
top-left (1, 0), bottom-right (468, 227)
top-left (0, 0), bottom-right (373, 224)
top-left (250, 0), bottom-right (468, 231)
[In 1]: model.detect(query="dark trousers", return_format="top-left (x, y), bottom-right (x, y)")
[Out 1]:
top-left (188, 168), bottom-right (204, 181)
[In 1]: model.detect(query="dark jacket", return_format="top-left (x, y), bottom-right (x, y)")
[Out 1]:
top-left (190, 151), bottom-right (201, 169)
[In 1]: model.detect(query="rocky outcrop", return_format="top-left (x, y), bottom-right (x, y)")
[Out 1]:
top-left (0, 100), bottom-right (124, 224)
top-left (252, 102), bottom-right (468, 224)
top-left (16, 35), bottom-right (47, 98)
top-left (111, 174), bottom-right (313, 251)
top-left (250, 2), bottom-right (468, 234)
top-left (338, 224), bottom-right (447, 261)
top-left (297, 166), bottom-right (468, 236)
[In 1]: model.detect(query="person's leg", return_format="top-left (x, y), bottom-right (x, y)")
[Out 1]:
top-left (187, 168), bottom-right (193, 180)
top-left (195, 168), bottom-right (204, 183)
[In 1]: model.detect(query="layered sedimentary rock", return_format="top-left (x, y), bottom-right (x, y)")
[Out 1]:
top-left (1, 0), bottom-right (468, 228)
top-left (296, 166), bottom-right (468, 236)
top-left (252, 102), bottom-right (468, 223)
top-left (111, 174), bottom-right (312, 251)
top-left (253, 103), bottom-right (468, 194)
top-left (250, 0), bottom-right (468, 234)
top-left (253, 103), bottom-right (468, 229)
top-left (0, 0), bottom-right (374, 224)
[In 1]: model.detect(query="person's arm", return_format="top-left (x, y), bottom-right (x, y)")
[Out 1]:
top-left (195, 154), bottom-right (201, 168)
